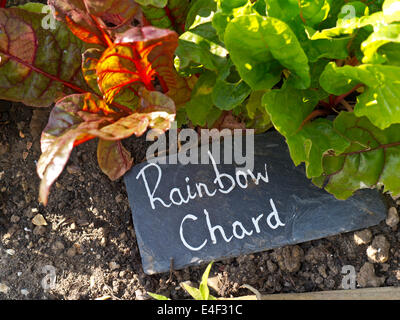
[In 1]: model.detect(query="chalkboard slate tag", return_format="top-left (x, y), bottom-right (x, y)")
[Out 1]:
top-left (124, 132), bottom-right (386, 275)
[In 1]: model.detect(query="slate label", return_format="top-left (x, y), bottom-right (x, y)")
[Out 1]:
top-left (124, 132), bottom-right (386, 275)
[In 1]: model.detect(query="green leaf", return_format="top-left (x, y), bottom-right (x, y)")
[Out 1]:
top-left (211, 0), bottom-right (253, 42)
top-left (199, 262), bottom-right (213, 300)
top-left (300, 0), bottom-right (331, 26)
top-left (147, 292), bottom-right (171, 300)
top-left (182, 283), bottom-right (203, 300)
top-left (320, 62), bottom-right (400, 130)
top-left (265, 0), bottom-right (331, 26)
top-left (378, 43), bottom-right (400, 66)
top-left (140, 0), bottom-right (190, 33)
top-left (135, 0), bottom-right (168, 8)
top-left (0, 7), bottom-right (89, 107)
top-left (314, 112), bottom-right (400, 199)
top-left (175, 22), bottom-right (229, 72)
top-left (211, 64), bottom-right (251, 110)
top-left (185, 0), bottom-right (217, 30)
top-left (361, 24), bottom-right (400, 64)
top-left (185, 71), bottom-right (222, 127)
top-left (224, 14), bottom-right (310, 91)
top-left (311, 0), bottom-right (400, 40)
top-left (263, 84), bottom-right (349, 178)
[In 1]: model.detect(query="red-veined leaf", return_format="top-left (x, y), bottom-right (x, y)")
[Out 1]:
top-left (0, 6), bottom-right (89, 107)
top-left (38, 90), bottom-right (175, 205)
top-left (97, 139), bottom-right (133, 180)
top-left (95, 26), bottom-right (178, 107)
top-left (49, 0), bottom-right (140, 45)
top-left (38, 93), bottom-right (114, 205)
top-left (82, 48), bottom-right (103, 95)
top-left (97, 88), bottom-right (176, 139)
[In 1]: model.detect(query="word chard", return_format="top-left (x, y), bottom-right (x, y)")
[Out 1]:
top-left (0, 0), bottom-right (399, 203)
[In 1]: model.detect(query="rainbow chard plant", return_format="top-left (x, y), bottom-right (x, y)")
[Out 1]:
top-left (0, 0), bottom-right (399, 205)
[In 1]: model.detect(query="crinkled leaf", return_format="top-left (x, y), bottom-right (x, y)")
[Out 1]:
top-left (38, 94), bottom-right (114, 205)
top-left (211, 65), bottom-right (251, 110)
top-left (265, 0), bottom-right (331, 27)
top-left (244, 90), bottom-right (272, 133)
top-left (82, 48), bottom-right (103, 95)
top-left (98, 89), bottom-right (176, 139)
top-left (320, 62), bottom-right (400, 129)
top-left (314, 112), bottom-right (400, 199)
top-left (361, 24), bottom-right (400, 64)
top-left (263, 84), bottom-right (349, 178)
top-left (311, 0), bottom-right (400, 40)
top-left (97, 139), bottom-right (133, 180)
top-left (0, 6), bottom-right (89, 107)
top-left (38, 90), bottom-right (174, 205)
top-left (140, 0), bottom-right (190, 33)
top-left (225, 14), bottom-right (310, 90)
top-left (49, 0), bottom-right (140, 45)
top-left (175, 22), bottom-right (229, 72)
top-left (211, 0), bottom-right (253, 42)
top-left (184, 71), bottom-right (222, 127)
top-left (96, 26), bottom-right (178, 107)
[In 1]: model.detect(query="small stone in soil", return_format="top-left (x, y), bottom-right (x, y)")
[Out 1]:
top-left (354, 229), bottom-right (372, 245)
top-left (357, 262), bottom-right (385, 288)
top-left (366, 235), bottom-right (390, 263)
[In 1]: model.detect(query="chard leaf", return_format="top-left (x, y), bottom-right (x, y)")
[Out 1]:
top-left (185, 0), bottom-right (216, 30)
top-left (38, 90), bottom-right (175, 205)
top-left (135, 0), bottom-right (168, 8)
top-left (314, 112), bottom-right (400, 199)
top-left (175, 22), bottom-right (229, 72)
top-left (266, 0), bottom-right (331, 26)
top-left (263, 84), bottom-right (349, 178)
top-left (82, 48), bottom-right (103, 95)
top-left (212, 0), bottom-right (254, 42)
top-left (0, 7), bottom-right (89, 107)
top-left (38, 94), bottom-right (114, 205)
top-left (97, 139), bottom-right (133, 180)
top-left (49, 0), bottom-right (140, 45)
top-left (212, 65), bottom-right (251, 110)
top-left (311, 0), bottom-right (400, 40)
top-left (361, 24), bottom-right (400, 64)
top-left (184, 71), bottom-right (222, 127)
top-left (139, 0), bottom-right (190, 33)
top-left (95, 26), bottom-right (178, 107)
top-left (320, 62), bottom-right (400, 130)
top-left (224, 14), bottom-right (310, 90)
top-left (244, 90), bottom-right (272, 133)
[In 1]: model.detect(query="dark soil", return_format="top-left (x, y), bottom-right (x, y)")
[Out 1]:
top-left (1, 101), bottom-right (400, 300)
top-left (1, 0), bottom-right (399, 300)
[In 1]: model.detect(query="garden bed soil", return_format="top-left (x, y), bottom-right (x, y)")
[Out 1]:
top-left (1, 101), bottom-right (400, 300)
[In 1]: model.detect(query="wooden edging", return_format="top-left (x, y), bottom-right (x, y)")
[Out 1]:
top-left (219, 286), bottom-right (400, 300)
